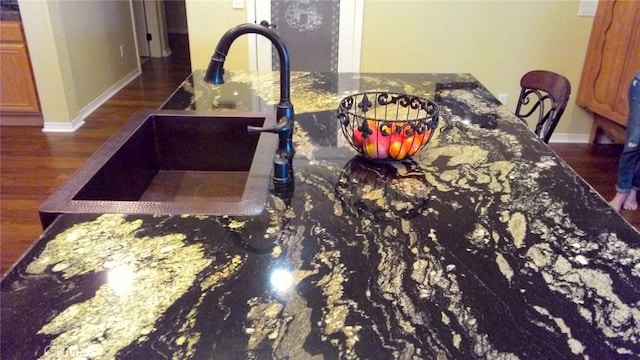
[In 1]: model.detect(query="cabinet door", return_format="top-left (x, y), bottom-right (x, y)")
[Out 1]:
top-left (0, 42), bottom-right (40, 114)
top-left (577, 0), bottom-right (640, 126)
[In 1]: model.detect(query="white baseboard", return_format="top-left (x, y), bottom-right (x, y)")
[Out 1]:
top-left (151, 48), bottom-right (172, 58)
top-left (548, 132), bottom-right (590, 144)
top-left (42, 67), bottom-right (142, 133)
top-left (41, 117), bottom-right (86, 132)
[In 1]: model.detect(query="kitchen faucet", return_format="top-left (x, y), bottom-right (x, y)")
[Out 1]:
top-left (204, 23), bottom-right (295, 185)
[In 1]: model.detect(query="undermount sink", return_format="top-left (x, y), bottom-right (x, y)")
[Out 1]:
top-left (39, 110), bottom-right (277, 229)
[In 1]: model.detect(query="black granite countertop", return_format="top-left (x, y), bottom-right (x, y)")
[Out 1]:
top-left (2, 71), bottom-right (639, 359)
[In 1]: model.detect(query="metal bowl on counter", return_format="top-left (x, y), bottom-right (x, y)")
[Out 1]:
top-left (337, 92), bottom-right (439, 161)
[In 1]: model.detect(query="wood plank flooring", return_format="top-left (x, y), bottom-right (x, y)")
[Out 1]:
top-left (1, 35), bottom-right (192, 275)
top-left (548, 142), bottom-right (640, 229)
top-left (1, 37), bottom-right (638, 274)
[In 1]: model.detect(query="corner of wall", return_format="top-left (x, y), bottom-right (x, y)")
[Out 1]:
top-left (18, 0), bottom-right (76, 127)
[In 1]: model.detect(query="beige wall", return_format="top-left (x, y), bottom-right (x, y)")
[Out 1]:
top-left (186, 0), bottom-right (595, 139)
top-left (186, 0), bottom-right (249, 72)
top-left (19, 0), bottom-right (139, 129)
top-left (361, 0), bottom-right (595, 139)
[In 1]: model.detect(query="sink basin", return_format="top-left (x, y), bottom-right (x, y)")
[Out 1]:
top-left (39, 110), bottom-right (277, 228)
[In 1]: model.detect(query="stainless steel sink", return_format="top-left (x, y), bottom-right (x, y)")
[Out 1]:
top-left (39, 110), bottom-right (277, 228)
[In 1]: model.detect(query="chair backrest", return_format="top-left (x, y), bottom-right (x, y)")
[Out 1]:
top-left (514, 70), bottom-right (572, 143)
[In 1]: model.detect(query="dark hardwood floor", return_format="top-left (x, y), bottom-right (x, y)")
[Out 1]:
top-left (1, 34), bottom-right (192, 275)
top-left (1, 37), bottom-right (638, 274)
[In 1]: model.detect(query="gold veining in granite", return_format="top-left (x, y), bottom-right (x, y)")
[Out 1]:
top-left (32, 214), bottom-right (211, 360)
top-left (381, 83), bottom-right (606, 356)
top-left (409, 229), bottom-right (519, 358)
top-left (533, 305), bottom-right (586, 355)
top-left (245, 298), bottom-right (291, 354)
top-left (353, 74), bottom-right (410, 89)
top-left (444, 89), bottom-right (524, 155)
top-left (423, 87), bottom-right (640, 353)
top-left (526, 241), bottom-right (640, 351)
top-left (506, 212), bottom-right (527, 249)
top-left (294, 165), bottom-right (373, 356)
top-left (172, 253), bottom-right (246, 359)
top-left (333, 199), bottom-right (344, 217)
top-left (174, 310), bottom-right (201, 360)
top-left (26, 215), bottom-right (144, 277)
top-left (200, 254), bottom-right (243, 291)
top-left (495, 252), bottom-right (514, 282)
top-left (315, 249), bottom-right (362, 358)
top-left (242, 222), bottom-right (321, 357)
top-left (450, 89), bottom-right (495, 115)
top-left (468, 223), bottom-right (492, 248)
top-left (377, 238), bottom-right (422, 337)
top-left (272, 245), bottom-right (283, 258)
top-left (227, 218), bottom-right (247, 230)
top-left (419, 139), bottom-right (516, 207)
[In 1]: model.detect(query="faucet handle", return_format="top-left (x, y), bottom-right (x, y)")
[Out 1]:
top-left (247, 117), bottom-right (295, 185)
top-left (248, 116), bottom-right (295, 168)
top-left (247, 116), bottom-right (292, 135)
top-left (259, 20), bottom-right (277, 29)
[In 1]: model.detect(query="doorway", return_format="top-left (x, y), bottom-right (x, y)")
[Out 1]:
top-left (132, 0), bottom-right (189, 62)
top-left (248, 0), bottom-right (363, 73)
top-left (132, 0), bottom-right (151, 59)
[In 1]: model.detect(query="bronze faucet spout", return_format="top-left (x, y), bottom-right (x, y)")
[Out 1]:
top-left (204, 23), bottom-right (294, 127)
top-left (205, 23), bottom-right (295, 184)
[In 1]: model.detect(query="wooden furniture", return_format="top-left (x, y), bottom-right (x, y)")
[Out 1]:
top-left (515, 70), bottom-right (571, 144)
top-left (0, 21), bottom-right (41, 125)
top-left (577, 0), bottom-right (640, 144)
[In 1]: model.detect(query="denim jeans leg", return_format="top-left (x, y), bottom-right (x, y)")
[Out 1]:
top-left (633, 160), bottom-right (640, 190)
top-left (616, 71), bottom-right (640, 193)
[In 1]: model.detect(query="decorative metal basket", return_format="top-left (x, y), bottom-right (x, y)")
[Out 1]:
top-left (337, 92), bottom-right (439, 161)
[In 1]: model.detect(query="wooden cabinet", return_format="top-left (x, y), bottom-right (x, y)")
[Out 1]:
top-left (0, 21), bottom-right (42, 125)
top-left (577, 0), bottom-right (640, 143)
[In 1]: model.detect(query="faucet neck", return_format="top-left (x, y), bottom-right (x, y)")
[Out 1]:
top-left (204, 23), bottom-right (291, 104)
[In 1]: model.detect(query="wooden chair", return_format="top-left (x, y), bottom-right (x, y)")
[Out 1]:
top-left (514, 70), bottom-right (571, 143)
